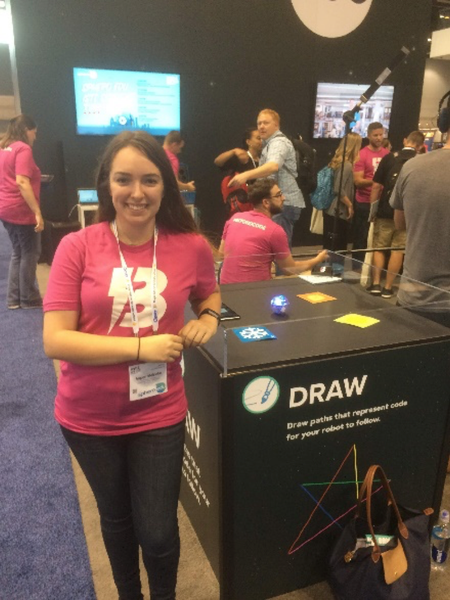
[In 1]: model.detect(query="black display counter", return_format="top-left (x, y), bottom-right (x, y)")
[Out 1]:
top-left (180, 276), bottom-right (450, 600)
top-left (39, 220), bottom-right (80, 265)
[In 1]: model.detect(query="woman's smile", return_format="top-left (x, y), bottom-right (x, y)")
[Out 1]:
top-left (109, 145), bottom-right (164, 238)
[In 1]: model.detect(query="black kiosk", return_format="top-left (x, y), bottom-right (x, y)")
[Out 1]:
top-left (180, 266), bottom-right (450, 600)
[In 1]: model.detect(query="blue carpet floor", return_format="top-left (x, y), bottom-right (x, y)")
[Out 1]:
top-left (0, 224), bottom-right (96, 599)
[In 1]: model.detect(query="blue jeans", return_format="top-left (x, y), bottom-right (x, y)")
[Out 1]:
top-left (1, 220), bottom-right (41, 308)
top-left (61, 421), bottom-right (185, 600)
top-left (272, 204), bottom-right (302, 248)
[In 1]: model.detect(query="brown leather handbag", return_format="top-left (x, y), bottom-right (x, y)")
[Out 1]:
top-left (328, 465), bottom-right (433, 600)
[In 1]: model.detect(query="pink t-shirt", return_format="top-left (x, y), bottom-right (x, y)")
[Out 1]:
top-left (0, 141), bottom-right (41, 225)
top-left (220, 210), bottom-right (290, 284)
top-left (164, 148), bottom-right (179, 177)
top-left (354, 145), bottom-right (389, 204)
top-left (43, 222), bottom-right (217, 436)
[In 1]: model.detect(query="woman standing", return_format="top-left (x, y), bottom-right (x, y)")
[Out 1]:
top-left (0, 115), bottom-right (43, 309)
top-left (323, 132), bottom-right (362, 255)
top-left (214, 126), bottom-right (262, 172)
top-left (214, 127), bottom-right (262, 217)
top-left (43, 131), bottom-right (221, 600)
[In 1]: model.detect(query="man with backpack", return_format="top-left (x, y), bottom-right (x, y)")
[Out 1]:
top-left (367, 130), bottom-right (424, 298)
top-left (291, 135), bottom-right (317, 202)
top-left (228, 109), bottom-right (305, 247)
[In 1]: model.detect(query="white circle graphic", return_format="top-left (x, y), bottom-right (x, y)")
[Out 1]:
top-left (291, 0), bottom-right (373, 39)
top-left (242, 376), bottom-right (280, 414)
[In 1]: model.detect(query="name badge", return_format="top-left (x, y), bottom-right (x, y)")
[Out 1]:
top-left (129, 362), bottom-right (168, 401)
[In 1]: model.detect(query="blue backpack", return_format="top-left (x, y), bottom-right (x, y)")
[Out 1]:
top-left (310, 166), bottom-right (334, 210)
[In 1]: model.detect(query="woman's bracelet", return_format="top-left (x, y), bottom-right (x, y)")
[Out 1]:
top-left (137, 337), bottom-right (141, 361)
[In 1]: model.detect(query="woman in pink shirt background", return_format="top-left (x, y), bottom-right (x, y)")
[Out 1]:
top-left (0, 114), bottom-right (43, 309)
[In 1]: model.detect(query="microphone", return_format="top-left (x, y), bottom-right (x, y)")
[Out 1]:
top-left (360, 46), bottom-right (410, 103)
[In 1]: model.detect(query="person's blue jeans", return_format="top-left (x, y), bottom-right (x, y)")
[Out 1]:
top-left (61, 420), bottom-right (185, 600)
top-left (272, 204), bottom-right (302, 249)
top-left (1, 220), bottom-right (41, 308)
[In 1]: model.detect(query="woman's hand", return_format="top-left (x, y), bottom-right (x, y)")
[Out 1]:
top-left (179, 318), bottom-right (218, 348)
top-left (140, 334), bottom-right (184, 363)
top-left (35, 212), bottom-right (44, 232)
top-left (234, 148), bottom-right (249, 164)
top-left (341, 196), bottom-right (354, 221)
top-left (186, 287), bottom-right (221, 348)
top-left (16, 175), bottom-right (43, 229)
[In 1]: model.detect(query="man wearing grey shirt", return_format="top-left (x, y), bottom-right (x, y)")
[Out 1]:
top-left (229, 109), bottom-right (305, 246)
top-left (390, 141), bottom-right (450, 325)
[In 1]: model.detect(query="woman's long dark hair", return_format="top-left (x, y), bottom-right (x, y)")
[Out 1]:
top-left (0, 114), bottom-right (36, 148)
top-left (95, 130), bottom-right (197, 233)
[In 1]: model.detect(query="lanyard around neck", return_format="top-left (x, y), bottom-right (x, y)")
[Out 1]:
top-left (111, 220), bottom-right (159, 334)
top-left (247, 151), bottom-right (257, 169)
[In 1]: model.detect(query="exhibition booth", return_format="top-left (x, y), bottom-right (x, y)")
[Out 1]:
top-left (2, 3), bottom-right (447, 598)
top-left (180, 252), bottom-right (450, 600)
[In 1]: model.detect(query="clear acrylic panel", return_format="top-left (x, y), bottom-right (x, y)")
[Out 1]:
top-left (208, 250), bottom-right (450, 377)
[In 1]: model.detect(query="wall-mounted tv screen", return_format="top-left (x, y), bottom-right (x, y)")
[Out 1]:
top-left (314, 83), bottom-right (394, 139)
top-left (73, 68), bottom-right (180, 136)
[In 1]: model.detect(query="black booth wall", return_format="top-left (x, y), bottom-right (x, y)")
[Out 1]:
top-left (11, 0), bottom-right (431, 241)
top-left (0, 45), bottom-right (14, 133)
top-left (0, 45), bottom-right (13, 95)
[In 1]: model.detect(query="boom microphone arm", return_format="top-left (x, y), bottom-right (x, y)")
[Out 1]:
top-left (343, 46), bottom-right (410, 126)
top-left (328, 47), bottom-right (410, 255)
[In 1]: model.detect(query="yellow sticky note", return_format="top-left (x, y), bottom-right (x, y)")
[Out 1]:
top-left (334, 313), bottom-right (380, 329)
top-left (297, 292), bottom-right (337, 304)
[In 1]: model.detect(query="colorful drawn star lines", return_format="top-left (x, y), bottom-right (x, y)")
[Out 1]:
top-left (288, 444), bottom-right (383, 555)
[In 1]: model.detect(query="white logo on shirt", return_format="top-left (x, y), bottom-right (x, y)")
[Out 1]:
top-left (108, 267), bottom-right (167, 333)
top-left (372, 157), bottom-right (382, 173)
top-left (234, 218), bottom-right (266, 231)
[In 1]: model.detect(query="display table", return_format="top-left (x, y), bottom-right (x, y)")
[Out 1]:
top-left (40, 220), bottom-right (80, 265)
top-left (77, 203), bottom-right (97, 228)
top-left (180, 275), bottom-right (450, 600)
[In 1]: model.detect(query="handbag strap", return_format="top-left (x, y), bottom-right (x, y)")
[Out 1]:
top-left (356, 465), bottom-right (408, 562)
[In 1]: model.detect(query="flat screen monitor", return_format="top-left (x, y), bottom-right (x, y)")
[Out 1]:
top-left (73, 67), bottom-right (181, 136)
top-left (314, 82), bottom-right (394, 139)
top-left (77, 188), bottom-right (99, 205)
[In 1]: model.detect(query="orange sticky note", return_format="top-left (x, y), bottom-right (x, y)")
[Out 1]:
top-left (297, 292), bottom-right (337, 304)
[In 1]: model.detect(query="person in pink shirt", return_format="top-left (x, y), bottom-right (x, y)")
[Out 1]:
top-left (352, 121), bottom-right (389, 265)
top-left (162, 130), bottom-right (195, 193)
top-left (218, 178), bottom-right (327, 284)
top-left (0, 115), bottom-right (43, 309)
top-left (43, 131), bottom-right (221, 600)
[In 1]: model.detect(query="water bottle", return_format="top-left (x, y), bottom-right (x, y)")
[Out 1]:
top-left (431, 509), bottom-right (450, 570)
